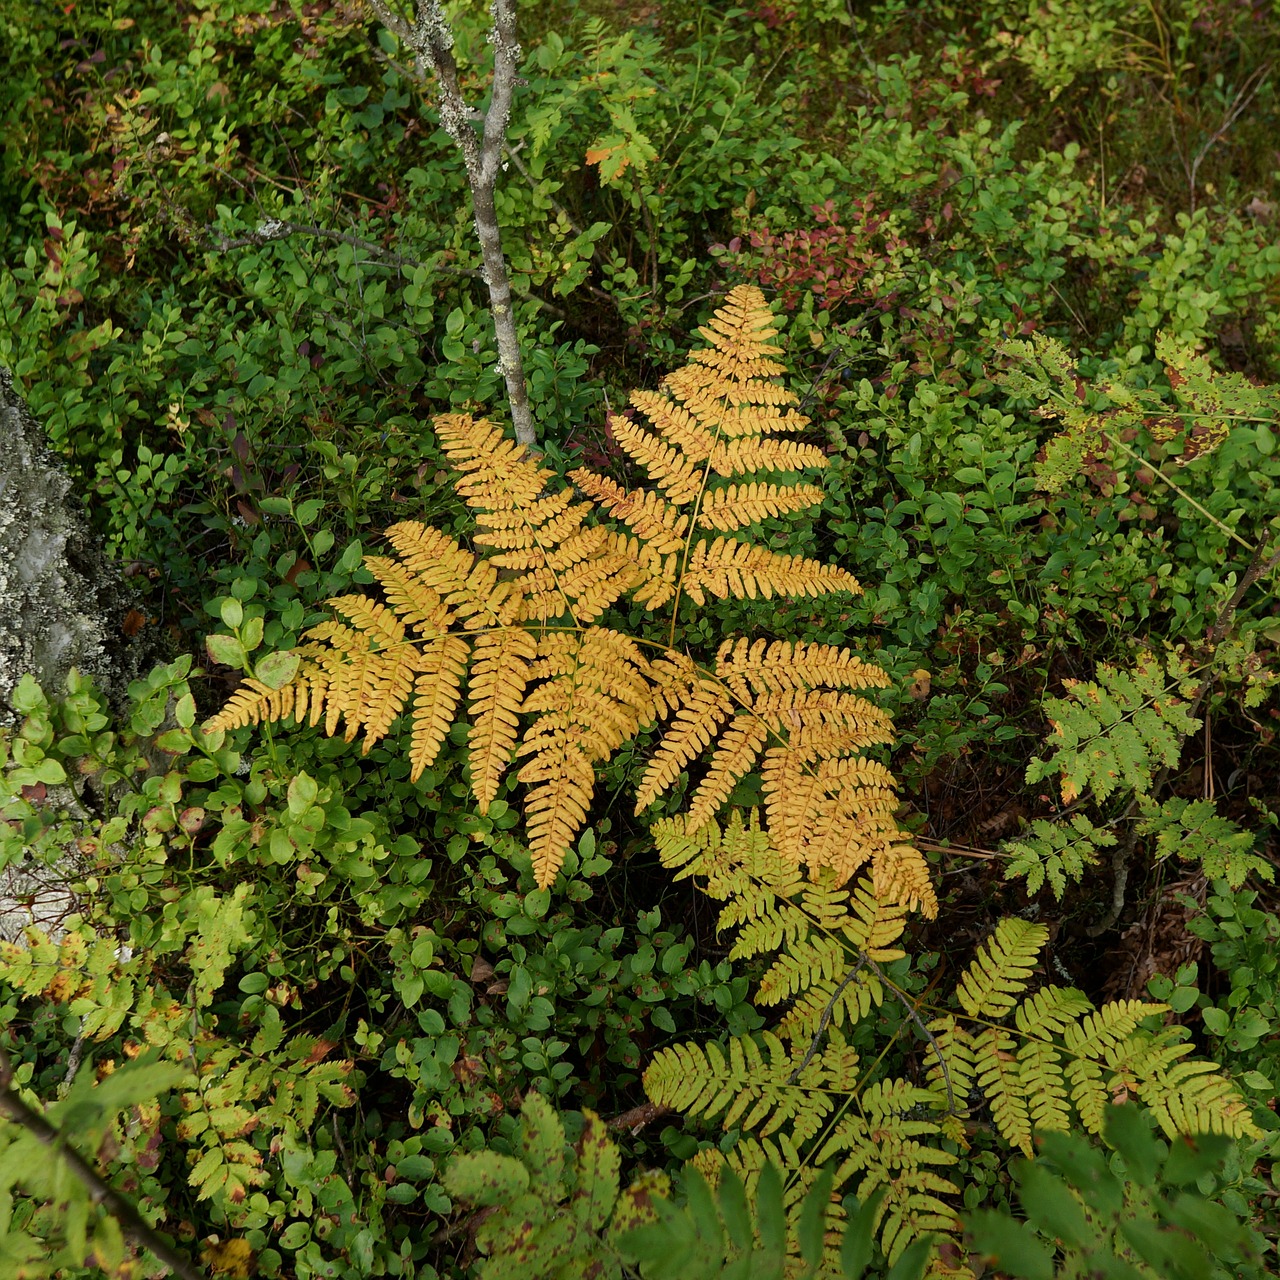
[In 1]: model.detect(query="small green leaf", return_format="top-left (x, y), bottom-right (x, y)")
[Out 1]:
top-left (205, 634), bottom-right (246, 669)
top-left (295, 498), bottom-right (324, 527)
top-left (254, 651), bottom-right (300, 690)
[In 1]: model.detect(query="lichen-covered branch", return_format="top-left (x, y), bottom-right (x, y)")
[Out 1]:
top-left (369, 0), bottom-right (536, 446)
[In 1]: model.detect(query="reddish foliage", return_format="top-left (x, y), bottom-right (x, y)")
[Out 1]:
top-left (733, 198), bottom-right (904, 314)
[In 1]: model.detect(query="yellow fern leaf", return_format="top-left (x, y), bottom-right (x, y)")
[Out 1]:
top-left (709, 437), bottom-right (829, 477)
top-left (434, 413), bottom-right (553, 514)
top-left (206, 675), bottom-right (297, 734)
top-left (614, 533), bottom-right (680, 610)
top-left (363, 556), bottom-right (454, 636)
top-left (975, 1026), bottom-right (1033, 1155)
top-left (552, 551), bottom-right (643, 624)
top-left (467, 628), bottom-right (538, 812)
top-left (680, 284), bottom-right (788, 381)
top-left (289, 617), bottom-right (417, 749)
top-left (409, 636), bottom-right (470, 781)
top-left (717, 638), bottom-right (887, 695)
top-left (707, 400), bottom-right (810, 438)
top-left (696, 482), bottom-right (826, 531)
top-left (682, 537), bottom-right (862, 604)
top-left (868, 843), bottom-right (938, 919)
top-left (627, 392), bottom-right (719, 469)
top-left (517, 630), bottom-right (652, 888)
top-left (570, 471), bottom-right (689, 554)
top-left (608, 413), bottom-right (704, 504)
top-left (635, 672), bottom-right (734, 814)
top-left (684, 713), bottom-right (771, 830)
top-left (760, 743), bottom-right (827, 858)
top-left (384, 522), bottom-right (518, 628)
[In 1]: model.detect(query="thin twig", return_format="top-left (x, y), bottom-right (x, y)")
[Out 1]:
top-left (368, 0), bottom-right (537, 446)
top-left (783, 954), bottom-right (959, 1117)
top-left (786, 955), bottom-right (867, 1084)
top-left (1187, 64), bottom-right (1271, 215)
top-left (0, 1049), bottom-right (205, 1280)
top-left (607, 1100), bottom-right (673, 1133)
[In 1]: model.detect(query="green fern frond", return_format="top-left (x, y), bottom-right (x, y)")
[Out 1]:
top-left (1002, 814), bottom-right (1116, 900)
top-left (1026, 651), bottom-right (1201, 805)
top-left (954, 918), bottom-right (1046, 1020)
top-left (1137, 795), bottom-right (1274, 890)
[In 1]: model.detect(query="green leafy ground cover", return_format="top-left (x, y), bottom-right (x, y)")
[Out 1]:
top-left (1, 0), bottom-right (1279, 1276)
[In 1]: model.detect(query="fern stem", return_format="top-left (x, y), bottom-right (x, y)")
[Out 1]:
top-left (863, 956), bottom-right (959, 1117)
top-left (1103, 431), bottom-right (1256, 553)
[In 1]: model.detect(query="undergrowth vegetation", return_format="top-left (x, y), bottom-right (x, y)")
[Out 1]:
top-left (1, 0), bottom-right (1279, 1277)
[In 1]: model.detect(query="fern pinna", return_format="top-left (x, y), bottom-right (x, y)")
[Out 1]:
top-left (644, 815), bottom-right (1257, 1278)
top-left (209, 287), bottom-right (929, 901)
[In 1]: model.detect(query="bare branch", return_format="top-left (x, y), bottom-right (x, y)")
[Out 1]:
top-left (368, 0), bottom-right (537, 445)
top-left (0, 1049), bottom-right (206, 1280)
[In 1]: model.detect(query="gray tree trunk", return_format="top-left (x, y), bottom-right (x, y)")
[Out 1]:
top-left (0, 366), bottom-right (136, 939)
top-left (0, 366), bottom-right (132, 714)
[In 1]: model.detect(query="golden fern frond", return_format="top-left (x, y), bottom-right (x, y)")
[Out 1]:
top-left (339, 646), bottom-right (418, 750)
top-left (708, 437), bottom-right (828, 477)
top-left (683, 713), bottom-right (771, 830)
top-left (212, 601), bottom-right (424, 752)
top-left (954, 918), bottom-right (1046, 1020)
top-left (693, 477), bottom-right (811, 533)
top-left (608, 412), bottom-right (705, 504)
top-left (609, 532), bottom-right (680, 611)
top-left (434, 413), bottom-right (554, 517)
top-left (677, 285), bottom-right (788, 382)
top-left (626, 392), bottom-right (718, 469)
top-left (517, 629), bottom-right (652, 888)
top-left (513, 524), bottom-right (615, 622)
top-left (477, 491), bottom-right (593, 565)
top-left (839, 879), bottom-right (911, 961)
top-left (363, 555), bottom-right (454, 637)
top-left (207, 677), bottom-right (297, 734)
top-left (467, 628), bottom-right (537, 812)
top-left (409, 636), bottom-right (470, 782)
top-left (761, 743), bottom-right (827, 857)
top-left (975, 1026), bottom-right (1034, 1155)
top-left (751, 689), bottom-right (896, 748)
top-left (645, 650), bottom-right (702, 721)
top-left (635, 673), bottom-right (734, 814)
top-left (867, 843), bottom-right (938, 920)
top-left (570, 471), bottom-right (689, 554)
top-left (716, 639), bottom-right (892, 700)
top-left (384, 522), bottom-right (519, 628)
top-left (1140, 1059), bottom-right (1260, 1138)
top-left (682, 537), bottom-right (862, 605)
top-left (705, 400), bottom-right (811, 438)
top-left (549, 548), bottom-right (642, 625)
